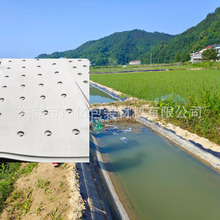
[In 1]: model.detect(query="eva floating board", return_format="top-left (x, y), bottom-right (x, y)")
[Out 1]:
top-left (0, 58), bottom-right (89, 162)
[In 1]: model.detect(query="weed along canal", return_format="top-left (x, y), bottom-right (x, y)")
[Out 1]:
top-left (90, 86), bottom-right (220, 220)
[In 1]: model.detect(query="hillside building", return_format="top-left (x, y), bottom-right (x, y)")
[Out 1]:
top-left (190, 44), bottom-right (220, 63)
top-left (129, 60), bottom-right (141, 65)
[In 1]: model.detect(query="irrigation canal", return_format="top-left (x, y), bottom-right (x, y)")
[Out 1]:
top-left (90, 85), bottom-right (220, 220)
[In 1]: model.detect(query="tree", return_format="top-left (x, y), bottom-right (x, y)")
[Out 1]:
top-left (181, 52), bottom-right (191, 62)
top-left (202, 47), bottom-right (218, 61)
top-left (174, 53), bottom-right (181, 62)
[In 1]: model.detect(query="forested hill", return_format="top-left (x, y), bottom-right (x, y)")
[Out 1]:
top-left (143, 7), bottom-right (220, 63)
top-left (37, 7), bottom-right (220, 65)
top-left (37, 30), bottom-right (175, 65)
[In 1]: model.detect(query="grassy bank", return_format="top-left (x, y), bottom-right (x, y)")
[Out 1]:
top-left (0, 162), bottom-right (38, 212)
top-left (90, 63), bottom-right (189, 73)
top-left (90, 62), bottom-right (220, 73)
top-left (0, 163), bottom-right (85, 219)
top-left (90, 69), bottom-right (220, 144)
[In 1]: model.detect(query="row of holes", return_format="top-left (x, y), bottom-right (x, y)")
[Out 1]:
top-left (1, 79), bottom-right (88, 89)
top-left (1, 77), bottom-right (88, 102)
top-left (0, 108), bottom-right (73, 117)
top-left (19, 108), bottom-right (73, 116)
top-left (8, 59), bottom-right (84, 62)
top-left (17, 129), bottom-right (80, 137)
top-left (6, 65), bottom-right (87, 69)
top-left (1, 83), bottom-right (88, 99)
top-left (3, 72), bottom-right (85, 77)
top-left (0, 93), bottom-right (69, 102)
top-left (18, 109), bottom-right (73, 118)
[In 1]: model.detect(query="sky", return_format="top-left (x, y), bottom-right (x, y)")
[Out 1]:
top-left (0, 0), bottom-right (219, 58)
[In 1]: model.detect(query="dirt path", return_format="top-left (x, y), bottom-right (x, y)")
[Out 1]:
top-left (91, 69), bottom-right (167, 74)
top-left (0, 163), bottom-right (85, 220)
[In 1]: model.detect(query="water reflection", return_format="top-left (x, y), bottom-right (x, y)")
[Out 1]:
top-left (90, 86), bottom-right (117, 104)
top-left (104, 152), bottom-right (147, 172)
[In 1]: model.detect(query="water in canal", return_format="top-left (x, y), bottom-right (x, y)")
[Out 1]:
top-left (94, 123), bottom-right (220, 220)
top-left (90, 86), bottom-right (118, 104)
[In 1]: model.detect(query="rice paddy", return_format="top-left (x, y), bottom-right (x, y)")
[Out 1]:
top-left (90, 69), bottom-right (220, 143)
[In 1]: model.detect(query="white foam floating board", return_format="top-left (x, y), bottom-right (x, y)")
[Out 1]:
top-left (0, 58), bottom-right (89, 162)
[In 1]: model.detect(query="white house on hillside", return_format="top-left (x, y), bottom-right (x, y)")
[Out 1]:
top-left (215, 44), bottom-right (220, 59)
top-left (190, 44), bottom-right (220, 63)
top-left (129, 60), bottom-right (141, 65)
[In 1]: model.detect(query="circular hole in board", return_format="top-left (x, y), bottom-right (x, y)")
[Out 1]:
top-left (40, 95), bottom-right (46, 100)
top-left (8, 60), bottom-right (12, 62)
top-left (45, 130), bottom-right (52, 136)
top-left (57, 81), bottom-right (62, 85)
top-left (52, 63), bottom-right (56, 65)
top-left (21, 74), bottom-right (26, 77)
top-left (37, 65), bottom-right (41, 68)
top-left (20, 96), bottom-right (25, 101)
top-left (72, 129), bottom-right (80, 135)
top-left (21, 84), bottom-right (25, 88)
top-left (39, 83), bottom-right (44, 87)
top-left (5, 75), bottom-right (9, 78)
top-left (17, 131), bottom-right (24, 137)
top-left (0, 98), bottom-right (5, 102)
top-left (22, 66), bottom-right (26, 68)
top-left (7, 67), bottom-right (10, 69)
top-left (22, 59), bottom-right (26, 62)
top-left (77, 73), bottom-right (82, 76)
top-left (83, 65), bottom-right (87, 67)
top-left (38, 73), bottom-right (42, 76)
top-left (42, 110), bottom-right (48, 115)
top-left (61, 94), bottom-right (67, 98)
top-left (83, 80), bottom-right (88, 84)
top-left (66, 109), bottom-right (72, 114)
top-left (73, 66), bottom-right (77, 69)
top-left (19, 111), bottom-right (25, 117)
top-left (54, 71), bottom-right (59, 74)
top-left (2, 86), bottom-right (7, 89)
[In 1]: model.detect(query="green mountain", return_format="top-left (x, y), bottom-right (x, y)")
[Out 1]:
top-left (143, 7), bottom-right (220, 63)
top-left (37, 30), bottom-right (175, 65)
top-left (37, 7), bottom-right (220, 65)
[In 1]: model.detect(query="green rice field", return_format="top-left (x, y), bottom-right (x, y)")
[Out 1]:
top-left (90, 69), bottom-right (220, 144)
top-left (90, 62), bottom-right (220, 73)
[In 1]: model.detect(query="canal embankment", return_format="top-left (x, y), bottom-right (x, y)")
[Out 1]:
top-left (90, 134), bottom-right (130, 220)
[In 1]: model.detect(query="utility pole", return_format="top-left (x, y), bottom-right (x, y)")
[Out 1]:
top-left (150, 53), bottom-right (152, 66)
